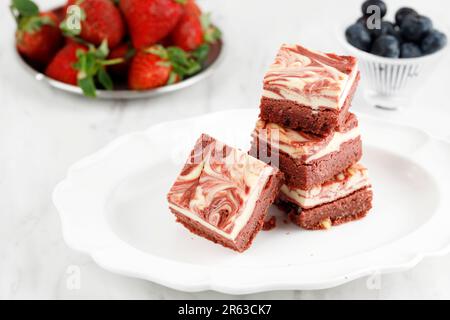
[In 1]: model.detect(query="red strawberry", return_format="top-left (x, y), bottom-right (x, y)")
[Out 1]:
top-left (128, 45), bottom-right (202, 90)
top-left (171, 12), bottom-right (203, 51)
top-left (120, 0), bottom-right (185, 49)
top-left (184, 0), bottom-right (201, 17)
top-left (108, 43), bottom-right (135, 78)
top-left (62, 0), bottom-right (125, 49)
top-left (172, 3), bottom-right (221, 51)
top-left (45, 42), bottom-right (87, 85)
top-left (12, 0), bottom-right (63, 66)
top-left (128, 50), bottom-right (173, 90)
top-left (46, 40), bottom-right (119, 97)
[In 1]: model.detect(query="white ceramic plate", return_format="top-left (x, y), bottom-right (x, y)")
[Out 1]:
top-left (53, 109), bottom-right (450, 294)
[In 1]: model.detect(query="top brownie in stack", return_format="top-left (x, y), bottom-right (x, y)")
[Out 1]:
top-left (260, 44), bottom-right (360, 136)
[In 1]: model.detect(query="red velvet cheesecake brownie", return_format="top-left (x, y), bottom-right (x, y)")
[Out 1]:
top-left (276, 164), bottom-right (373, 230)
top-left (260, 44), bottom-right (360, 136)
top-left (250, 112), bottom-right (362, 190)
top-left (167, 134), bottom-right (283, 252)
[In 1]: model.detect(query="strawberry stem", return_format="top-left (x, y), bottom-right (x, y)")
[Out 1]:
top-left (201, 13), bottom-right (221, 44)
top-left (73, 41), bottom-right (116, 97)
top-left (100, 58), bottom-right (125, 66)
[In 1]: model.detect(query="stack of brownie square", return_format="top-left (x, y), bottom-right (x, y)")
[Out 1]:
top-left (251, 44), bottom-right (373, 230)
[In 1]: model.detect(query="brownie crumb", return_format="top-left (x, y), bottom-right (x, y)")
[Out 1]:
top-left (263, 216), bottom-right (277, 231)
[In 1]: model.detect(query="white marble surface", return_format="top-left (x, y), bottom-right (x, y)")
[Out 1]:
top-left (1, 0), bottom-right (450, 299)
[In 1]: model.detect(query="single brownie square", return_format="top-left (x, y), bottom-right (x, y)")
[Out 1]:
top-left (250, 112), bottom-right (362, 190)
top-left (260, 44), bottom-right (360, 136)
top-left (167, 134), bottom-right (284, 252)
top-left (276, 163), bottom-right (373, 230)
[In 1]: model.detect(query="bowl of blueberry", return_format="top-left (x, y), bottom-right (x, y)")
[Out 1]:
top-left (341, 0), bottom-right (448, 109)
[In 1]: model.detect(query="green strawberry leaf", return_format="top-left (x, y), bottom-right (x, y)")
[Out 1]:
top-left (97, 68), bottom-right (113, 90)
top-left (189, 63), bottom-right (202, 75)
top-left (200, 13), bottom-right (221, 44)
top-left (73, 50), bottom-right (86, 73)
top-left (200, 13), bottom-right (211, 31)
top-left (204, 26), bottom-right (221, 44)
top-left (146, 45), bottom-right (205, 82)
top-left (11, 0), bottom-right (39, 18)
top-left (192, 44), bottom-right (210, 64)
top-left (73, 42), bottom-right (120, 97)
top-left (171, 63), bottom-right (200, 78)
top-left (174, 0), bottom-right (187, 4)
top-left (16, 14), bottom-right (55, 35)
top-left (167, 47), bottom-right (189, 65)
top-left (78, 76), bottom-right (96, 98)
top-left (156, 61), bottom-right (172, 68)
top-left (146, 45), bottom-right (168, 60)
top-left (10, 0), bottom-right (55, 35)
top-left (167, 72), bottom-right (179, 85)
top-left (84, 53), bottom-right (97, 76)
top-left (166, 47), bottom-right (196, 77)
top-left (166, 46), bottom-right (202, 78)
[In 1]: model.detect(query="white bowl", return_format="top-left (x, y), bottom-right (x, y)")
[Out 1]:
top-left (338, 24), bottom-right (448, 110)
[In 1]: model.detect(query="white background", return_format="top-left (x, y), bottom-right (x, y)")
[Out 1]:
top-left (1, 0), bottom-right (450, 299)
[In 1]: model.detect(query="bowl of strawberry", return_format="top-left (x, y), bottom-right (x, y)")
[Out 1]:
top-left (340, 0), bottom-right (448, 110)
top-left (11, 0), bottom-right (223, 99)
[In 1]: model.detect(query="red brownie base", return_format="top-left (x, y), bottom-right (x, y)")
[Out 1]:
top-left (276, 187), bottom-right (373, 230)
top-left (250, 137), bottom-right (362, 190)
top-left (260, 73), bottom-right (360, 136)
top-left (171, 171), bottom-right (284, 252)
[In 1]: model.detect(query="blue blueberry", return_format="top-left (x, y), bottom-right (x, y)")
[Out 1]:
top-left (371, 35), bottom-right (400, 58)
top-left (368, 21), bottom-right (397, 39)
top-left (345, 23), bottom-right (372, 51)
top-left (395, 7), bottom-right (418, 27)
top-left (388, 26), bottom-right (403, 43)
top-left (421, 30), bottom-right (448, 54)
top-left (362, 0), bottom-right (387, 18)
top-left (382, 21), bottom-right (397, 35)
top-left (400, 42), bottom-right (422, 58)
top-left (400, 15), bottom-right (433, 42)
